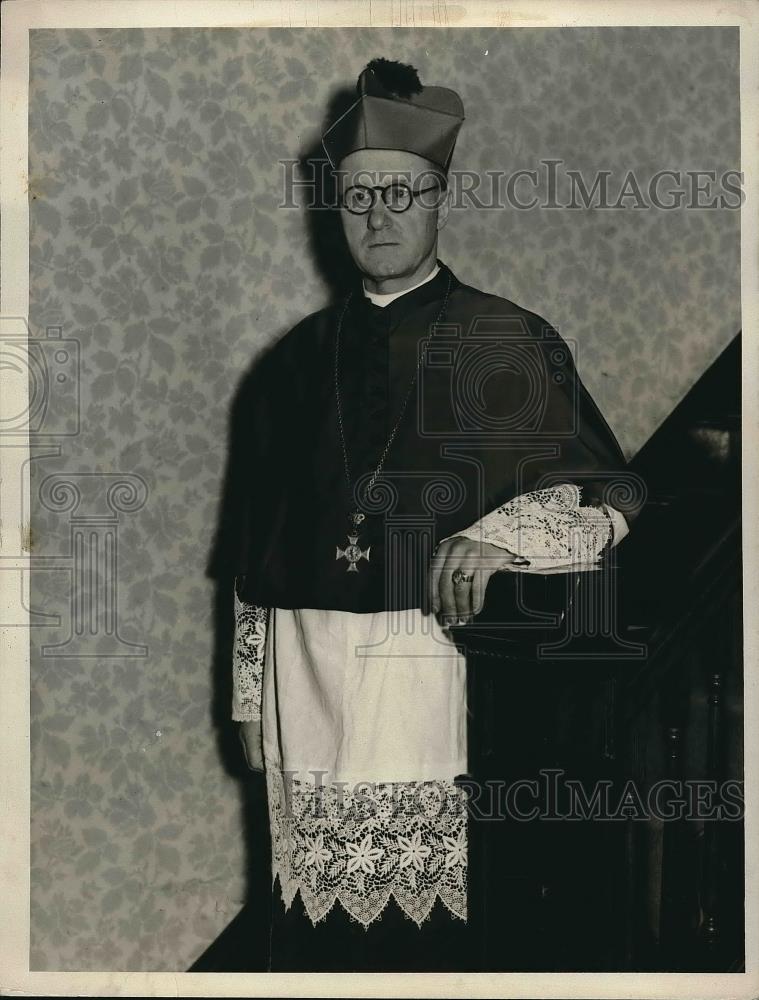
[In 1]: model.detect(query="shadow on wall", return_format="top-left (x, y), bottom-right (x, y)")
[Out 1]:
top-left (194, 84), bottom-right (359, 971)
top-left (300, 83), bottom-right (360, 299)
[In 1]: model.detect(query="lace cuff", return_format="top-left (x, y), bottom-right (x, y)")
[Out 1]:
top-left (449, 483), bottom-right (615, 573)
top-left (232, 583), bottom-right (268, 722)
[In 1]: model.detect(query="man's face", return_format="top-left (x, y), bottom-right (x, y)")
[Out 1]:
top-left (337, 149), bottom-right (450, 287)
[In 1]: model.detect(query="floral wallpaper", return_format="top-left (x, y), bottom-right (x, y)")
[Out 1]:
top-left (28, 27), bottom-right (740, 970)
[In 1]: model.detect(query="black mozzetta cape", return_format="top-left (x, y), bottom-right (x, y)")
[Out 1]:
top-left (208, 262), bottom-right (637, 612)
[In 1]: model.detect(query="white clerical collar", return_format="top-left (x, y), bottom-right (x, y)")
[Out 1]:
top-left (363, 264), bottom-right (441, 308)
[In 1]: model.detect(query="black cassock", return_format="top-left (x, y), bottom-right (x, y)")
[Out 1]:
top-left (208, 261), bottom-right (639, 972)
top-left (208, 260), bottom-right (637, 606)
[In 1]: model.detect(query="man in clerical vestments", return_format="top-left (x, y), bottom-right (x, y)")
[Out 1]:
top-left (208, 57), bottom-right (635, 972)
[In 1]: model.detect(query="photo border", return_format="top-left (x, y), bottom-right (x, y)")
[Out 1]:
top-left (1, 1), bottom-right (756, 996)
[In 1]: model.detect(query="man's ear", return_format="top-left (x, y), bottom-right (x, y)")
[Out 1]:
top-left (436, 185), bottom-right (452, 232)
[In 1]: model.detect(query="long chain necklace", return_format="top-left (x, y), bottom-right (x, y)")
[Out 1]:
top-left (333, 273), bottom-right (452, 572)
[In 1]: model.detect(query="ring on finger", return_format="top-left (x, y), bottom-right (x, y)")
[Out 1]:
top-left (451, 568), bottom-right (474, 585)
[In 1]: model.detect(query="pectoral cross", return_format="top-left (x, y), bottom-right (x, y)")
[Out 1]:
top-left (336, 512), bottom-right (371, 573)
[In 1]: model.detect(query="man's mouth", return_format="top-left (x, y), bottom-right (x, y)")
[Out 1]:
top-left (366, 241), bottom-right (400, 248)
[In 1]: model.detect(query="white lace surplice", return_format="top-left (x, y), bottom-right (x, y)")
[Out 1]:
top-left (262, 606), bottom-right (468, 927)
top-left (232, 485), bottom-right (625, 928)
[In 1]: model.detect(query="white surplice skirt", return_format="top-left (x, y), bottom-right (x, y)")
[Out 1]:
top-left (261, 606), bottom-right (469, 928)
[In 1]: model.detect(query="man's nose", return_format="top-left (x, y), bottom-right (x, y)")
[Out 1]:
top-left (367, 200), bottom-right (392, 231)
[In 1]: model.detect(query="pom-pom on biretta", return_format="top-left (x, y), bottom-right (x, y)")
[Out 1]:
top-left (362, 58), bottom-right (423, 99)
top-left (322, 57), bottom-right (465, 172)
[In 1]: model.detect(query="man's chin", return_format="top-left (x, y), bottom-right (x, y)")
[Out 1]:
top-left (359, 250), bottom-right (408, 278)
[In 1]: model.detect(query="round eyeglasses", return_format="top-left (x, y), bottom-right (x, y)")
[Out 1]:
top-left (341, 182), bottom-right (443, 215)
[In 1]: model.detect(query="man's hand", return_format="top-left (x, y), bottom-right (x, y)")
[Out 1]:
top-left (239, 719), bottom-right (264, 772)
top-left (430, 537), bottom-right (519, 625)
